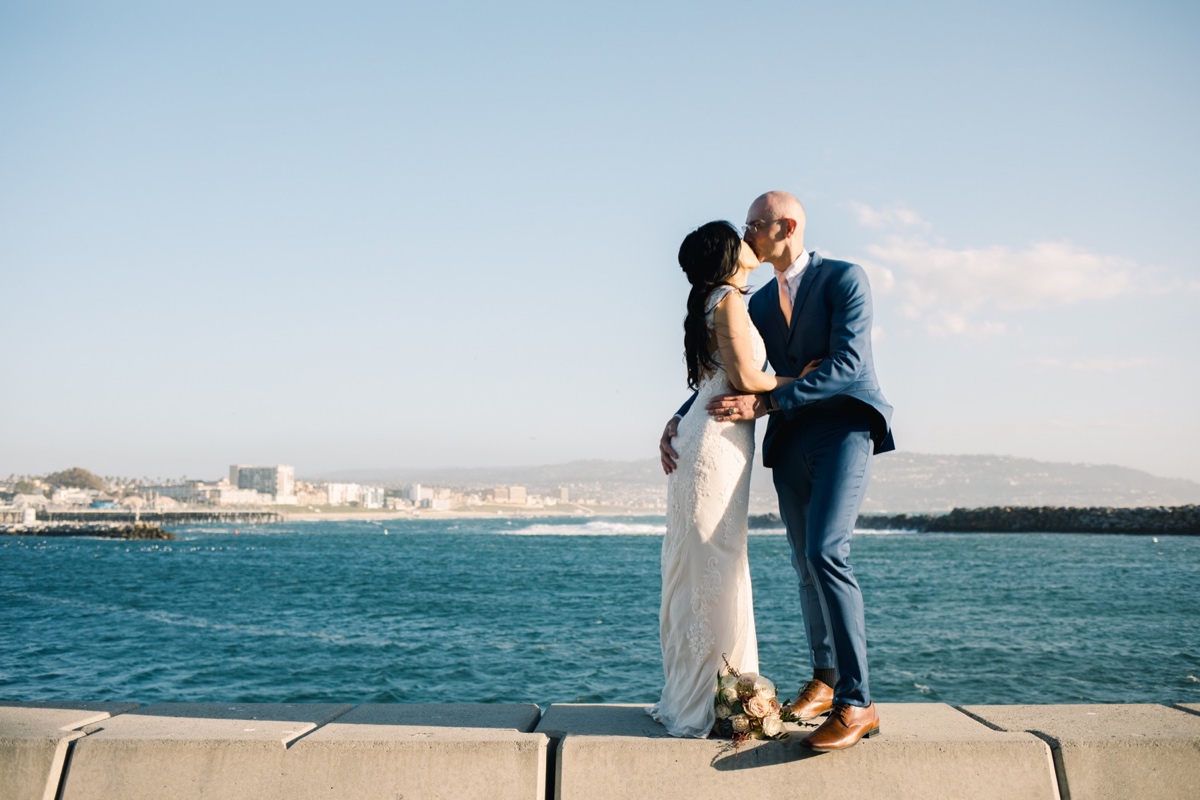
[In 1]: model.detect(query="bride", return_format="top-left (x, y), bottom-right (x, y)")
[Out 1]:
top-left (647, 221), bottom-right (813, 738)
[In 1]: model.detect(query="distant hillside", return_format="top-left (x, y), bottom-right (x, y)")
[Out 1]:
top-left (853, 453), bottom-right (1200, 512)
top-left (318, 459), bottom-right (664, 488)
top-left (314, 453), bottom-right (1200, 514)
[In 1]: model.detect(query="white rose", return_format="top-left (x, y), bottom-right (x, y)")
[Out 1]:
top-left (731, 714), bottom-right (751, 733)
top-left (715, 703), bottom-right (733, 720)
top-left (761, 715), bottom-right (784, 738)
top-left (746, 694), bottom-right (772, 718)
top-left (719, 673), bottom-right (739, 691)
top-left (736, 673), bottom-right (760, 692)
top-left (752, 675), bottom-right (776, 697)
top-left (721, 685), bottom-right (739, 703)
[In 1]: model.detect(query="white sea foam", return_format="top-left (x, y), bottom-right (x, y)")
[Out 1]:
top-left (752, 526), bottom-right (918, 536)
top-left (501, 522), bottom-right (916, 537)
top-left (509, 520), bottom-right (666, 536)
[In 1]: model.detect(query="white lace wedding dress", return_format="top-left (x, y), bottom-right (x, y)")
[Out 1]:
top-left (647, 285), bottom-right (761, 738)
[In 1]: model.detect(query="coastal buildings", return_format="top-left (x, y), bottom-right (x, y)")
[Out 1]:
top-left (230, 465), bottom-right (295, 504)
top-left (1, 468), bottom-right (663, 518)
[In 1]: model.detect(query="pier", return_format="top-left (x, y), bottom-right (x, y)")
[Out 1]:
top-left (35, 509), bottom-right (283, 525)
top-left (3, 701), bottom-right (1198, 799)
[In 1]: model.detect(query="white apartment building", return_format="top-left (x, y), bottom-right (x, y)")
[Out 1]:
top-left (405, 484), bottom-right (432, 502)
top-left (361, 486), bottom-right (385, 509)
top-left (326, 483), bottom-right (361, 506)
top-left (229, 465), bottom-right (296, 503)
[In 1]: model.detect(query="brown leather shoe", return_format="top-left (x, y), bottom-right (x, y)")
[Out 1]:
top-left (784, 679), bottom-right (833, 721)
top-left (800, 702), bottom-right (880, 752)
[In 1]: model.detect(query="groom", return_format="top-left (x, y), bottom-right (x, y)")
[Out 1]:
top-left (660, 191), bottom-right (893, 751)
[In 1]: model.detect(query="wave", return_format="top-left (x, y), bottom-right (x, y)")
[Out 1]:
top-left (5, 590), bottom-right (390, 646)
top-left (748, 526), bottom-right (916, 536)
top-left (496, 522), bottom-right (915, 537)
top-left (508, 520), bottom-right (667, 536)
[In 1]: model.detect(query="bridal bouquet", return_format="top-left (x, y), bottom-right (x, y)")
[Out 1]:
top-left (712, 656), bottom-right (789, 742)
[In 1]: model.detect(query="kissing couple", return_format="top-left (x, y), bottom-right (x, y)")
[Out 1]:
top-left (647, 191), bottom-right (894, 752)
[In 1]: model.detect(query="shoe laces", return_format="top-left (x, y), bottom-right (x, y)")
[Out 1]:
top-left (798, 680), bottom-right (826, 700)
top-left (829, 703), bottom-right (855, 724)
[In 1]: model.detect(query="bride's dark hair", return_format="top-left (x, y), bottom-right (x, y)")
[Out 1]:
top-left (679, 221), bottom-right (746, 390)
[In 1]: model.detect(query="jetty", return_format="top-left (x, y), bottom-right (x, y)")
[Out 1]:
top-left (2, 701), bottom-right (1198, 799)
top-left (0, 522), bottom-right (175, 540)
top-left (35, 509), bottom-right (282, 525)
top-left (855, 504), bottom-right (1200, 535)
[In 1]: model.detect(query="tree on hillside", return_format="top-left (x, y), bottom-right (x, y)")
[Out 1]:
top-left (45, 467), bottom-right (107, 491)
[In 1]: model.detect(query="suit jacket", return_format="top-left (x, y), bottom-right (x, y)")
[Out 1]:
top-left (750, 252), bottom-right (894, 466)
top-left (676, 252), bottom-right (894, 466)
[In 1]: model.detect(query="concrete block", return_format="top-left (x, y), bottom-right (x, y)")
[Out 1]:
top-left (59, 703), bottom-right (547, 800)
top-left (0, 701), bottom-right (138, 800)
top-left (282, 704), bottom-right (548, 799)
top-left (1175, 703), bottom-right (1200, 717)
top-left (964, 704), bottom-right (1200, 800)
top-left (537, 703), bottom-right (1059, 800)
top-left (59, 702), bottom-right (352, 800)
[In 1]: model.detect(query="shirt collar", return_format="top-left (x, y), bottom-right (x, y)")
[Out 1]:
top-left (774, 250), bottom-right (811, 285)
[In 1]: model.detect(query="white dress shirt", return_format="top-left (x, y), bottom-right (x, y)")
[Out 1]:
top-left (774, 250), bottom-right (811, 306)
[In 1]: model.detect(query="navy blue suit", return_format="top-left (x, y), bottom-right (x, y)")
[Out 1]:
top-left (677, 252), bottom-right (893, 707)
top-left (755, 253), bottom-right (892, 706)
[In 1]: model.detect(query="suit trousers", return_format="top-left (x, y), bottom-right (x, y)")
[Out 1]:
top-left (771, 402), bottom-right (874, 707)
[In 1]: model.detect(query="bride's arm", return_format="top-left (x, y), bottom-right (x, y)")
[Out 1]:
top-left (712, 292), bottom-right (794, 394)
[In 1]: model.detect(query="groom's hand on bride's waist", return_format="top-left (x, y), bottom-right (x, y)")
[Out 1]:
top-left (659, 417), bottom-right (680, 475)
top-left (706, 393), bottom-right (768, 422)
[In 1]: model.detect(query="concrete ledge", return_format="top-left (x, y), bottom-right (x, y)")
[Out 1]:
top-left (537, 703), bottom-right (1060, 800)
top-left (59, 702), bottom-right (547, 800)
top-left (10, 701), bottom-right (1200, 800)
top-left (60, 702), bottom-right (352, 800)
top-left (964, 704), bottom-right (1200, 800)
top-left (282, 704), bottom-right (547, 799)
top-left (0, 701), bottom-right (140, 800)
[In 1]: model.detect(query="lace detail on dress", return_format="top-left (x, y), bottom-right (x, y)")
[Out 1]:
top-left (686, 557), bottom-right (722, 661)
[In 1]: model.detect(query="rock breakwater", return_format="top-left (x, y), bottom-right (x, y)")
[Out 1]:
top-left (0, 522), bottom-right (176, 540)
top-left (855, 505), bottom-right (1200, 534)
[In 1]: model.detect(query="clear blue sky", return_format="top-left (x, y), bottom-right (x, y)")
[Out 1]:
top-left (2, 1), bottom-right (1198, 481)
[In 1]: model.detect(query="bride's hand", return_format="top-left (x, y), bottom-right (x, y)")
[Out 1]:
top-left (799, 358), bottom-right (822, 379)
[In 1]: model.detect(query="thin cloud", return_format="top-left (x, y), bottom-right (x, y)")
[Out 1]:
top-left (849, 203), bottom-right (1139, 338)
top-left (867, 237), bottom-right (1134, 312)
top-left (847, 201), bottom-right (931, 231)
top-left (1046, 417), bottom-right (1138, 430)
top-left (1030, 357), bottom-right (1151, 373)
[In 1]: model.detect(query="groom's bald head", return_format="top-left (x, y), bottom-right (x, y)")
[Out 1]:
top-left (745, 191), bottom-right (807, 269)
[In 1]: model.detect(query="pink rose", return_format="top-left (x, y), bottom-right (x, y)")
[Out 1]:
top-left (746, 695), bottom-right (772, 718)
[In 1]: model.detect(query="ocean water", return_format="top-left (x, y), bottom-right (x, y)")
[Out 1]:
top-left (2, 517), bottom-right (1198, 707)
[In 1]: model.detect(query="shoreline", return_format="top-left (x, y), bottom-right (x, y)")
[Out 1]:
top-left (280, 505), bottom-right (651, 522)
top-left (9, 505), bottom-right (1199, 534)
